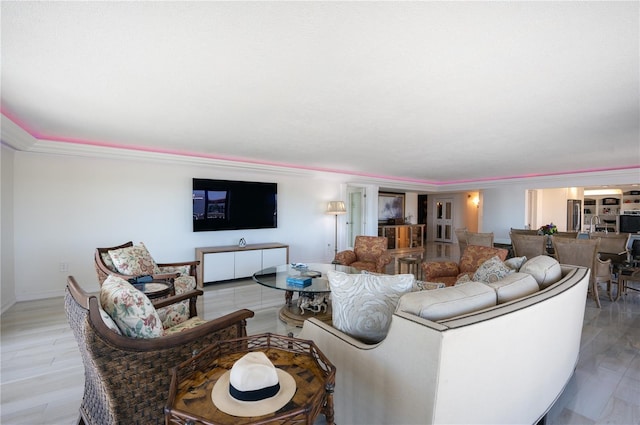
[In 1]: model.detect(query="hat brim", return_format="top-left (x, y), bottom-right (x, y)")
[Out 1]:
top-left (211, 368), bottom-right (296, 417)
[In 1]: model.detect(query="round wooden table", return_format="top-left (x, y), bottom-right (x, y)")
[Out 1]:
top-left (165, 333), bottom-right (336, 425)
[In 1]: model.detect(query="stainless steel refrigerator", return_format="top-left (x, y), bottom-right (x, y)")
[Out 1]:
top-left (567, 199), bottom-right (582, 232)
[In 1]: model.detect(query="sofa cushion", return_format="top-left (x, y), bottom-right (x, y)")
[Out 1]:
top-left (328, 270), bottom-right (414, 344)
top-left (520, 255), bottom-right (562, 289)
top-left (100, 275), bottom-right (163, 338)
top-left (473, 256), bottom-right (514, 283)
top-left (162, 316), bottom-right (207, 335)
top-left (487, 272), bottom-right (540, 303)
top-left (398, 281), bottom-right (497, 321)
top-left (108, 242), bottom-right (158, 276)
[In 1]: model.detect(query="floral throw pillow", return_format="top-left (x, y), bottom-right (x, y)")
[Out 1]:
top-left (100, 275), bottom-right (163, 338)
top-left (328, 270), bottom-right (414, 344)
top-left (473, 256), bottom-right (514, 283)
top-left (108, 243), bottom-right (157, 276)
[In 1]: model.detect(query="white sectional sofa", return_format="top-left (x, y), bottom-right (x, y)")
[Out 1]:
top-left (298, 264), bottom-right (590, 425)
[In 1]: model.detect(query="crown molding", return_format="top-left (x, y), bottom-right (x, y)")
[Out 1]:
top-left (25, 138), bottom-right (640, 192)
top-left (4, 112), bottom-right (637, 192)
top-left (1, 115), bottom-right (38, 151)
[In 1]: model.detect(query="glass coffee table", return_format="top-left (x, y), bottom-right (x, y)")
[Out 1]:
top-left (253, 263), bottom-right (358, 327)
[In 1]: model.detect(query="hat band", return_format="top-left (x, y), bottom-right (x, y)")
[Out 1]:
top-left (229, 383), bottom-right (281, 402)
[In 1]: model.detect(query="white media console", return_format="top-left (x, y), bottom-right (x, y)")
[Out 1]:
top-left (195, 243), bottom-right (289, 288)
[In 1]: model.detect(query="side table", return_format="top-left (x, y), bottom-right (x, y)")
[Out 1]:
top-left (165, 333), bottom-right (336, 425)
top-left (397, 256), bottom-right (420, 280)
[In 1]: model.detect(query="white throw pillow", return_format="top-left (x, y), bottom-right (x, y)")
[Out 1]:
top-left (519, 255), bottom-right (562, 288)
top-left (328, 270), bottom-right (414, 344)
top-left (473, 256), bottom-right (514, 283)
top-left (504, 256), bottom-right (527, 272)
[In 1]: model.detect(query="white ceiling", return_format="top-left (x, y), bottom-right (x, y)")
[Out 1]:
top-left (1, 1), bottom-right (639, 184)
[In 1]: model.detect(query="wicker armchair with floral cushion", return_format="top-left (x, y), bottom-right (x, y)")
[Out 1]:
top-left (334, 235), bottom-right (392, 273)
top-left (65, 275), bottom-right (254, 425)
top-left (421, 245), bottom-right (509, 286)
top-left (95, 241), bottom-right (200, 328)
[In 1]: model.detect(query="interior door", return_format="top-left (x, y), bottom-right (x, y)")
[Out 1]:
top-left (527, 190), bottom-right (538, 230)
top-left (434, 198), bottom-right (453, 242)
top-left (347, 186), bottom-right (365, 248)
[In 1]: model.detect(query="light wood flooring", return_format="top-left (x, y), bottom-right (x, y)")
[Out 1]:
top-left (2, 244), bottom-right (640, 424)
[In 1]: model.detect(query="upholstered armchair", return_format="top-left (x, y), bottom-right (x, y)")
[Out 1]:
top-left (65, 275), bottom-right (254, 425)
top-left (95, 241), bottom-right (201, 328)
top-left (334, 236), bottom-right (392, 273)
top-left (421, 245), bottom-right (509, 286)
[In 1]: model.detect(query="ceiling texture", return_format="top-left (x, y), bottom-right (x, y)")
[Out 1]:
top-left (1, 1), bottom-right (639, 186)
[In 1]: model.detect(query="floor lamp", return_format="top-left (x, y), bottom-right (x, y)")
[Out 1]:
top-left (326, 201), bottom-right (347, 263)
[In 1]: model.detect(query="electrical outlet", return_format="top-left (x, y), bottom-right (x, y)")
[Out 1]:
top-left (59, 262), bottom-right (69, 272)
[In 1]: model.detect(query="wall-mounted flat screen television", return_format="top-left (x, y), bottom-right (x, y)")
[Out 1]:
top-left (193, 178), bottom-right (277, 231)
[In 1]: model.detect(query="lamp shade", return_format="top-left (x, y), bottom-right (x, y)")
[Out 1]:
top-left (326, 201), bottom-right (346, 215)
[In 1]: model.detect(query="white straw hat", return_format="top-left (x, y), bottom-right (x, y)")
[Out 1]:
top-left (211, 351), bottom-right (296, 417)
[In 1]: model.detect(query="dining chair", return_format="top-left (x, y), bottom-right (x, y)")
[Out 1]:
top-left (510, 233), bottom-right (547, 259)
top-left (551, 236), bottom-right (610, 308)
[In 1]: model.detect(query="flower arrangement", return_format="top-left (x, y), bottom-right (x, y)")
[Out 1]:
top-left (538, 223), bottom-right (558, 235)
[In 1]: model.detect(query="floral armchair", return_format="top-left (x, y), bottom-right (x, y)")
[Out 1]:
top-left (334, 236), bottom-right (392, 273)
top-left (65, 275), bottom-right (253, 425)
top-left (421, 245), bottom-right (509, 286)
top-left (94, 241), bottom-right (200, 328)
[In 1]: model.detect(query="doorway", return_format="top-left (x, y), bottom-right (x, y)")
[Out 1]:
top-left (434, 198), bottom-right (454, 242)
top-left (347, 186), bottom-right (366, 248)
top-left (418, 194), bottom-right (428, 240)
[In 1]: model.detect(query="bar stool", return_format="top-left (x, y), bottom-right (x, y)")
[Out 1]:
top-left (398, 256), bottom-right (420, 280)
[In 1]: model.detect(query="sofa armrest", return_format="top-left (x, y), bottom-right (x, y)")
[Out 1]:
top-left (421, 261), bottom-right (460, 280)
top-left (335, 250), bottom-right (357, 266)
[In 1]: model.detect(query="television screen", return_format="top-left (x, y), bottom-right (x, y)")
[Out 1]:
top-left (193, 179), bottom-right (277, 231)
top-left (619, 215), bottom-right (640, 234)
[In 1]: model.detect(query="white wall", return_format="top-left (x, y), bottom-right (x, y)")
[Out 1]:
top-left (481, 185), bottom-right (528, 244)
top-left (1, 145), bottom-right (16, 312)
top-left (537, 188), bottom-right (572, 232)
top-left (12, 151), bottom-right (344, 300)
top-left (6, 145), bottom-right (639, 303)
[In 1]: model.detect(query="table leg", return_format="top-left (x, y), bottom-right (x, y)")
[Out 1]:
top-left (324, 382), bottom-right (335, 425)
top-left (285, 290), bottom-right (293, 306)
